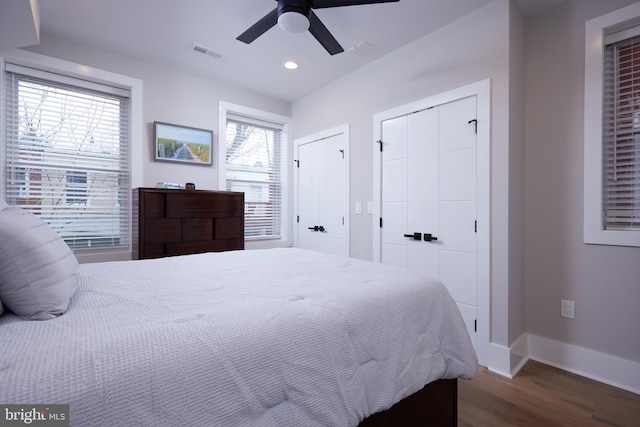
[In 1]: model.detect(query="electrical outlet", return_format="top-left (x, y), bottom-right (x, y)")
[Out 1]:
top-left (561, 300), bottom-right (575, 319)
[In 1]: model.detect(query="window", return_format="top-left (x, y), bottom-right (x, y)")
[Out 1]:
top-left (225, 115), bottom-right (283, 240)
top-left (584, 4), bottom-right (640, 247)
top-left (2, 62), bottom-right (131, 250)
top-left (603, 33), bottom-right (640, 232)
top-left (219, 102), bottom-right (290, 246)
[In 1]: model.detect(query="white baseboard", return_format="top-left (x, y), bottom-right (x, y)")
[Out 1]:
top-left (511, 333), bottom-right (530, 375)
top-left (488, 342), bottom-right (512, 377)
top-left (527, 334), bottom-right (640, 395)
top-left (487, 334), bottom-right (529, 379)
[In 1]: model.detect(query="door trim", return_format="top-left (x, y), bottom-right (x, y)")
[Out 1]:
top-left (372, 80), bottom-right (491, 366)
top-left (293, 123), bottom-right (350, 255)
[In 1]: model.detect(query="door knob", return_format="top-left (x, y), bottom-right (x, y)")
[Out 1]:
top-left (423, 233), bottom-right (438, 242)
top-left (318, 226), bottom-right (325, 232)
top-left (403, 232), bottom-right (422, 240)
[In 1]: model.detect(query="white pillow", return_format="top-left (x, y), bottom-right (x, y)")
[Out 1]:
top-left (0, 207), bottom-right (79, 320)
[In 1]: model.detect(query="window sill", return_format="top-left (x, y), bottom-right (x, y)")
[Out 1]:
top-left (584, 229), bottom-right (640, 248)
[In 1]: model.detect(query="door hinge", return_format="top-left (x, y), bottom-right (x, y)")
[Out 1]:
top-left (294, 159), bottom-right (300, 168)
top-left (379, 217), bottom-right (383, 228)
top-left (377, 140), bottom-right (383, 152)
top-left (297, 215), bottom-right (300, 223)
top-left (468, 119), bottom-right (478, 134)
top-left (474, 319), bottom-right (477, 332)
top-left (339, 149), bottom-right (345, 159)
top-left (474, 220), bottom-right (477, 233)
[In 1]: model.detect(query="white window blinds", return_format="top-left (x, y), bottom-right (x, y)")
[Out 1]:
top-left (3, 64), bottom-right (131, 249)
top-left (225, 115), bottom-right (282, 240)
top-left (603, 33), bottom-right (640, 230)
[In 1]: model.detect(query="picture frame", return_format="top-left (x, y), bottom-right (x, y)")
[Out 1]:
top-left (153, 121), bottom-right (213, 166)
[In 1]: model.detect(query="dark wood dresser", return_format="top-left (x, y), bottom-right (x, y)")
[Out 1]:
top-left (133, 188), bottom-right (244, 259)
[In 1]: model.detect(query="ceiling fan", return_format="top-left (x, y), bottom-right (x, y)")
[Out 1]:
top-left (237, 0), bottom-right (400, 55)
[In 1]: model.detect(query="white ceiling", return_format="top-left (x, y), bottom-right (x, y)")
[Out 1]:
top-left (36, 0), bottom-right (565, 103)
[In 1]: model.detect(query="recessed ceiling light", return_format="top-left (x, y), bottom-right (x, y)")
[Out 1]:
top-left (283, 61), bottom-right (299, 70)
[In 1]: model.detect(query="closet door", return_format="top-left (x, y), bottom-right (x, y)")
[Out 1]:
top-left (380, 96), bottom-right (478, 349)
top-left (294, 129), bottom-right (349, 256)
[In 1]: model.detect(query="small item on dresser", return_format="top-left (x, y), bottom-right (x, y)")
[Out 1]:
top-left (185, 182), bottom-right (196, 190)
top-left (156, 182), bottom-right (184, 189)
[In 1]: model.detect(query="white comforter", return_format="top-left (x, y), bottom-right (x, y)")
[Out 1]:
top-left (0, 248), bottom-right (477, 426)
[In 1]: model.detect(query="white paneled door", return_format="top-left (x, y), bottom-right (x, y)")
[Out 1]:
top-left (294, 125), bottom-right (349, 257)
top-left (380, 96), bottom-right (478, 349)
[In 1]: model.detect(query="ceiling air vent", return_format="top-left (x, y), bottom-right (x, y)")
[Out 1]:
top-left (192, 43), bottom-right (223, 59)
top-left (347, 41), bottom-right (373, 55)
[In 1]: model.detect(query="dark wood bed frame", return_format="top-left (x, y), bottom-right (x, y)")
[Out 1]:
top-left (359, 378), bottom-right (457, 426)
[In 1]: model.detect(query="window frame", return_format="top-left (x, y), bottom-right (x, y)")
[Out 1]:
top-left (0, 50), bottom-right (143, 262)
top-left (584, 3), bottom-right (640, 248)
top-left (218, 101), bottom-right (292, 249)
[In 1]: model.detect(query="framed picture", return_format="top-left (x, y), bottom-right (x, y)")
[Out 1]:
top-left (153, 121), bottom-right (213, 166)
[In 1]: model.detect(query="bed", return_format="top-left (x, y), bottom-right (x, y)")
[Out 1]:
top-left (0, 242), bottom-right (477, 426)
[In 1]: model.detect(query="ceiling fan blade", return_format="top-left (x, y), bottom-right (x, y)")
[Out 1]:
top-left (308, 10), bottom-right (344, 55)
top-left (312, 0), bottom-right (399, 9)
top-left (237, 8), bottom-right (278, 44)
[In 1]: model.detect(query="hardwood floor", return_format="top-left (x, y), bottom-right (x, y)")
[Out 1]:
top-left (458, 360), bottom-right (640, 426)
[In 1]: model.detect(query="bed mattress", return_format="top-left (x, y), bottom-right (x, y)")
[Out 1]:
top-left (0, 248), bottom-right (477, 426)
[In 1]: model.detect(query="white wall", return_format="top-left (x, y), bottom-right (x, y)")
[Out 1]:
top-left (24, 33), bottom-right (290, 192)
top-left (292, 0), bottom-right (523, 370)
top-left (0, 0), bottom-right (40, 51)
top-left (508, 0), bottom-right (527, 348)
top-left (525, 0), bottom-right (640, 365)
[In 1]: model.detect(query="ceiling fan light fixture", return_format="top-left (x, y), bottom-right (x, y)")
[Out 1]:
top-left (237, 0), bottom-right (400, 55)
top-left (278, 11), bottom-right (309, 33)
